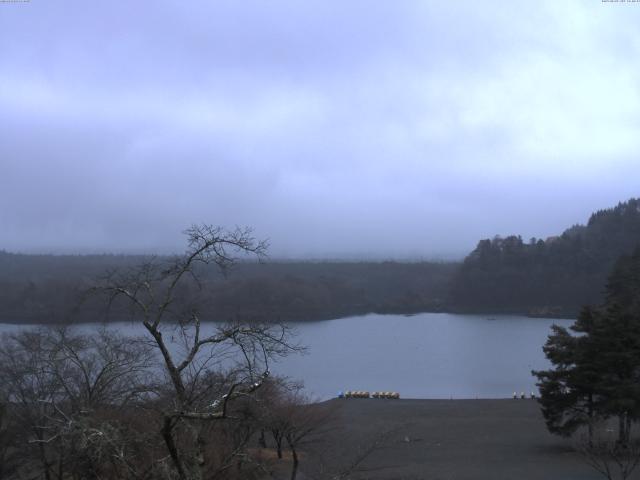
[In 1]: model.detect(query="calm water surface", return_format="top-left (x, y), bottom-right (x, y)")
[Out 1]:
top-left (0, 313), bottom-right (573, 400)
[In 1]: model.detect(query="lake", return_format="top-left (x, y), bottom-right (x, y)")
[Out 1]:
top-left (0, 312), bottom-right (573, 400)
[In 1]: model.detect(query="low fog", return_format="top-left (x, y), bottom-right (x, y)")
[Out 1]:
top-left (1, 1), bottom-right (639, 258)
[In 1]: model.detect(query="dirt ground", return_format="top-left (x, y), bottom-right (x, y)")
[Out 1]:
top-left (286, 398), bottom-right (631, 480)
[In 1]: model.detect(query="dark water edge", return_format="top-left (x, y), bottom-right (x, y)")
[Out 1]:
top-left (0, 305), bottom-right (577, 325)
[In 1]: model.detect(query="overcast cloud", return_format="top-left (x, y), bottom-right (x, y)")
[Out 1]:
top-left (1, 1), bottom-right (639, 258)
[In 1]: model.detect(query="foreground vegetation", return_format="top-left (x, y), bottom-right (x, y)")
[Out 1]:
top-left (0, 226), bottom-right (343, 480)
top-left (0, 326), bottom-right (344, 480)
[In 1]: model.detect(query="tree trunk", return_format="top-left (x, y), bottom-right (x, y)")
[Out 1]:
top-left (272, 431), bottom-right (283, 459)
top-left (618, 413), bottom-right (631, 445)
top-left (37, 436), bottom-right (52, 480)
top-left (619, 415), bottom-right (625, 444)
top-left (162, 416), bottom-right (188, 480)
top-left (587, 394), bottom-right (594, 446)
top-left (289, 443), bottom-right (299, 480)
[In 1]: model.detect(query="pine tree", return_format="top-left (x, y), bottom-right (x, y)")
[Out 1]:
top-left (534, 246), bottom-right (640, 444)
top-left (533, 309), bottom-right (600, 438)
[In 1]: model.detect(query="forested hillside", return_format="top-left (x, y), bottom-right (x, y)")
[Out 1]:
top-left (3, 198), bottom-right (640, 323)
top-left (0, 253), bottom-right (455, 324)
top-left (449, 198), bottom-right (640, 316)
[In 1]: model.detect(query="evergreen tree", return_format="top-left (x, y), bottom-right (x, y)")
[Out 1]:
top-left (590, 248), bottom-right (640, 443)
top-left (533, 309), bottom-right (600, 438)
top-left (534, 246), bottom-right (640, 444)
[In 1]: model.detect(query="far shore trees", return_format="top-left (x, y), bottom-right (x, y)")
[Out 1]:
top-left (452, 198), bottom-right (640, 316)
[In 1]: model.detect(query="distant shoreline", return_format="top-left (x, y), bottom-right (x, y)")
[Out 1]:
top-left (0, 308), bottom-right (576, 326)
top-left (0, 307), bottom-right (577, 326)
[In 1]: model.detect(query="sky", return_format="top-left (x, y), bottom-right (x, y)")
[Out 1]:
top-left (1, 1), bottom-right (639, 259)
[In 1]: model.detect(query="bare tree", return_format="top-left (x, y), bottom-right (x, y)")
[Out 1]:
top-left (0, 327), bottom-right (156, 480)
top-left (283, 396), bottom-right (336, 480)
top-left (0, 397), bottom-right (21, 479)
top-left (576, 428), bottom-right (640, 480)
top-left (246, 377), bottom-right (343, 480)
top-left (96, 225), bottom-right (302, 480)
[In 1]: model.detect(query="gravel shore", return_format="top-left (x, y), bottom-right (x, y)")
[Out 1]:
top-left (295, 398), bottom-right (611, 480)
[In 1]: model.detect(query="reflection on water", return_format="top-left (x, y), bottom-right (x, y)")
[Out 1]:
top-left (0, 313), bottom-right (573, 400)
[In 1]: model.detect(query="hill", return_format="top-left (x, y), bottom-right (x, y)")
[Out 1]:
top-left (449, 198), bottom-right (640, 316)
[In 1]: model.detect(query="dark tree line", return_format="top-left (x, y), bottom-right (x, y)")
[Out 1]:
top-left (0, 251), bottom-right (455, 325)
top-left (450, 198), bottom-right (640, 316)
top-left (3, 197), bottom-right (640, 325)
